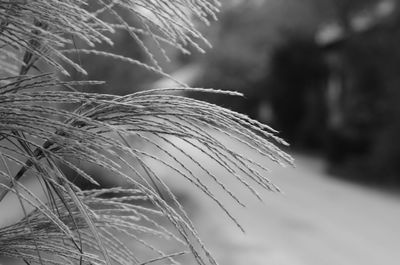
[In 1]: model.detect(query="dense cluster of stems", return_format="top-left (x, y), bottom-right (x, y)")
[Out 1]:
top-left (0, 1), bottom-right (291, 265)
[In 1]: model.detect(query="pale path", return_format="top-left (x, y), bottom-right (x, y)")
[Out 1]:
top-left (155, 135), bottom-right (400, 265)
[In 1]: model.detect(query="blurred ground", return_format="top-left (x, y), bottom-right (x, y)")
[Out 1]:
top-left (1, 132), bottom-right (399, 265)
top-left (152, 134), bottom-right (400, 265)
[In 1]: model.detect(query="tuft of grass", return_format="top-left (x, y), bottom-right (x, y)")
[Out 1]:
top-left (0, 1), bottom-right (293, 265)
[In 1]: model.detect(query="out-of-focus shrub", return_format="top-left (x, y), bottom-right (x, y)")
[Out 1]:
top-left (267, 37), bottom-right (328, 147)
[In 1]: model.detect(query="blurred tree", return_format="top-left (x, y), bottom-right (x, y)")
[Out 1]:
top-left (192, 0), bottom-right (322, 117)
top-left (260, 0), bottom-right (400, 185)
top-left (268, 37), bottom-right (328, 147)
top-left (315, 0), bottom-right (400, 183)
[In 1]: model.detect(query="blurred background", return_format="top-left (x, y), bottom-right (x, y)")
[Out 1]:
top-left (4, 0), bottom-right (400, 264)
top-left (67, 0), bottom-right (400, 264)
top-left (78, 0), bottom-right (400, 188)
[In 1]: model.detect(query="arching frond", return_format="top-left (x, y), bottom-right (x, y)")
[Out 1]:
top-left (0, 1), bottom-right (292, 265)
top-left (0, 0), bottom-right (219, 76)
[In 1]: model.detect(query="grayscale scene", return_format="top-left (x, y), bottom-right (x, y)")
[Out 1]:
top-left (1, 0), bottom-right (399, 265)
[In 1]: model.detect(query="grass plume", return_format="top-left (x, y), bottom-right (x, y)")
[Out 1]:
top-left (0, 1), bottom-right (292, 264)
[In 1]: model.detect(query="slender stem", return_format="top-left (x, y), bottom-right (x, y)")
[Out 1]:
top-left (0, 18), bottom-right (48, 203)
